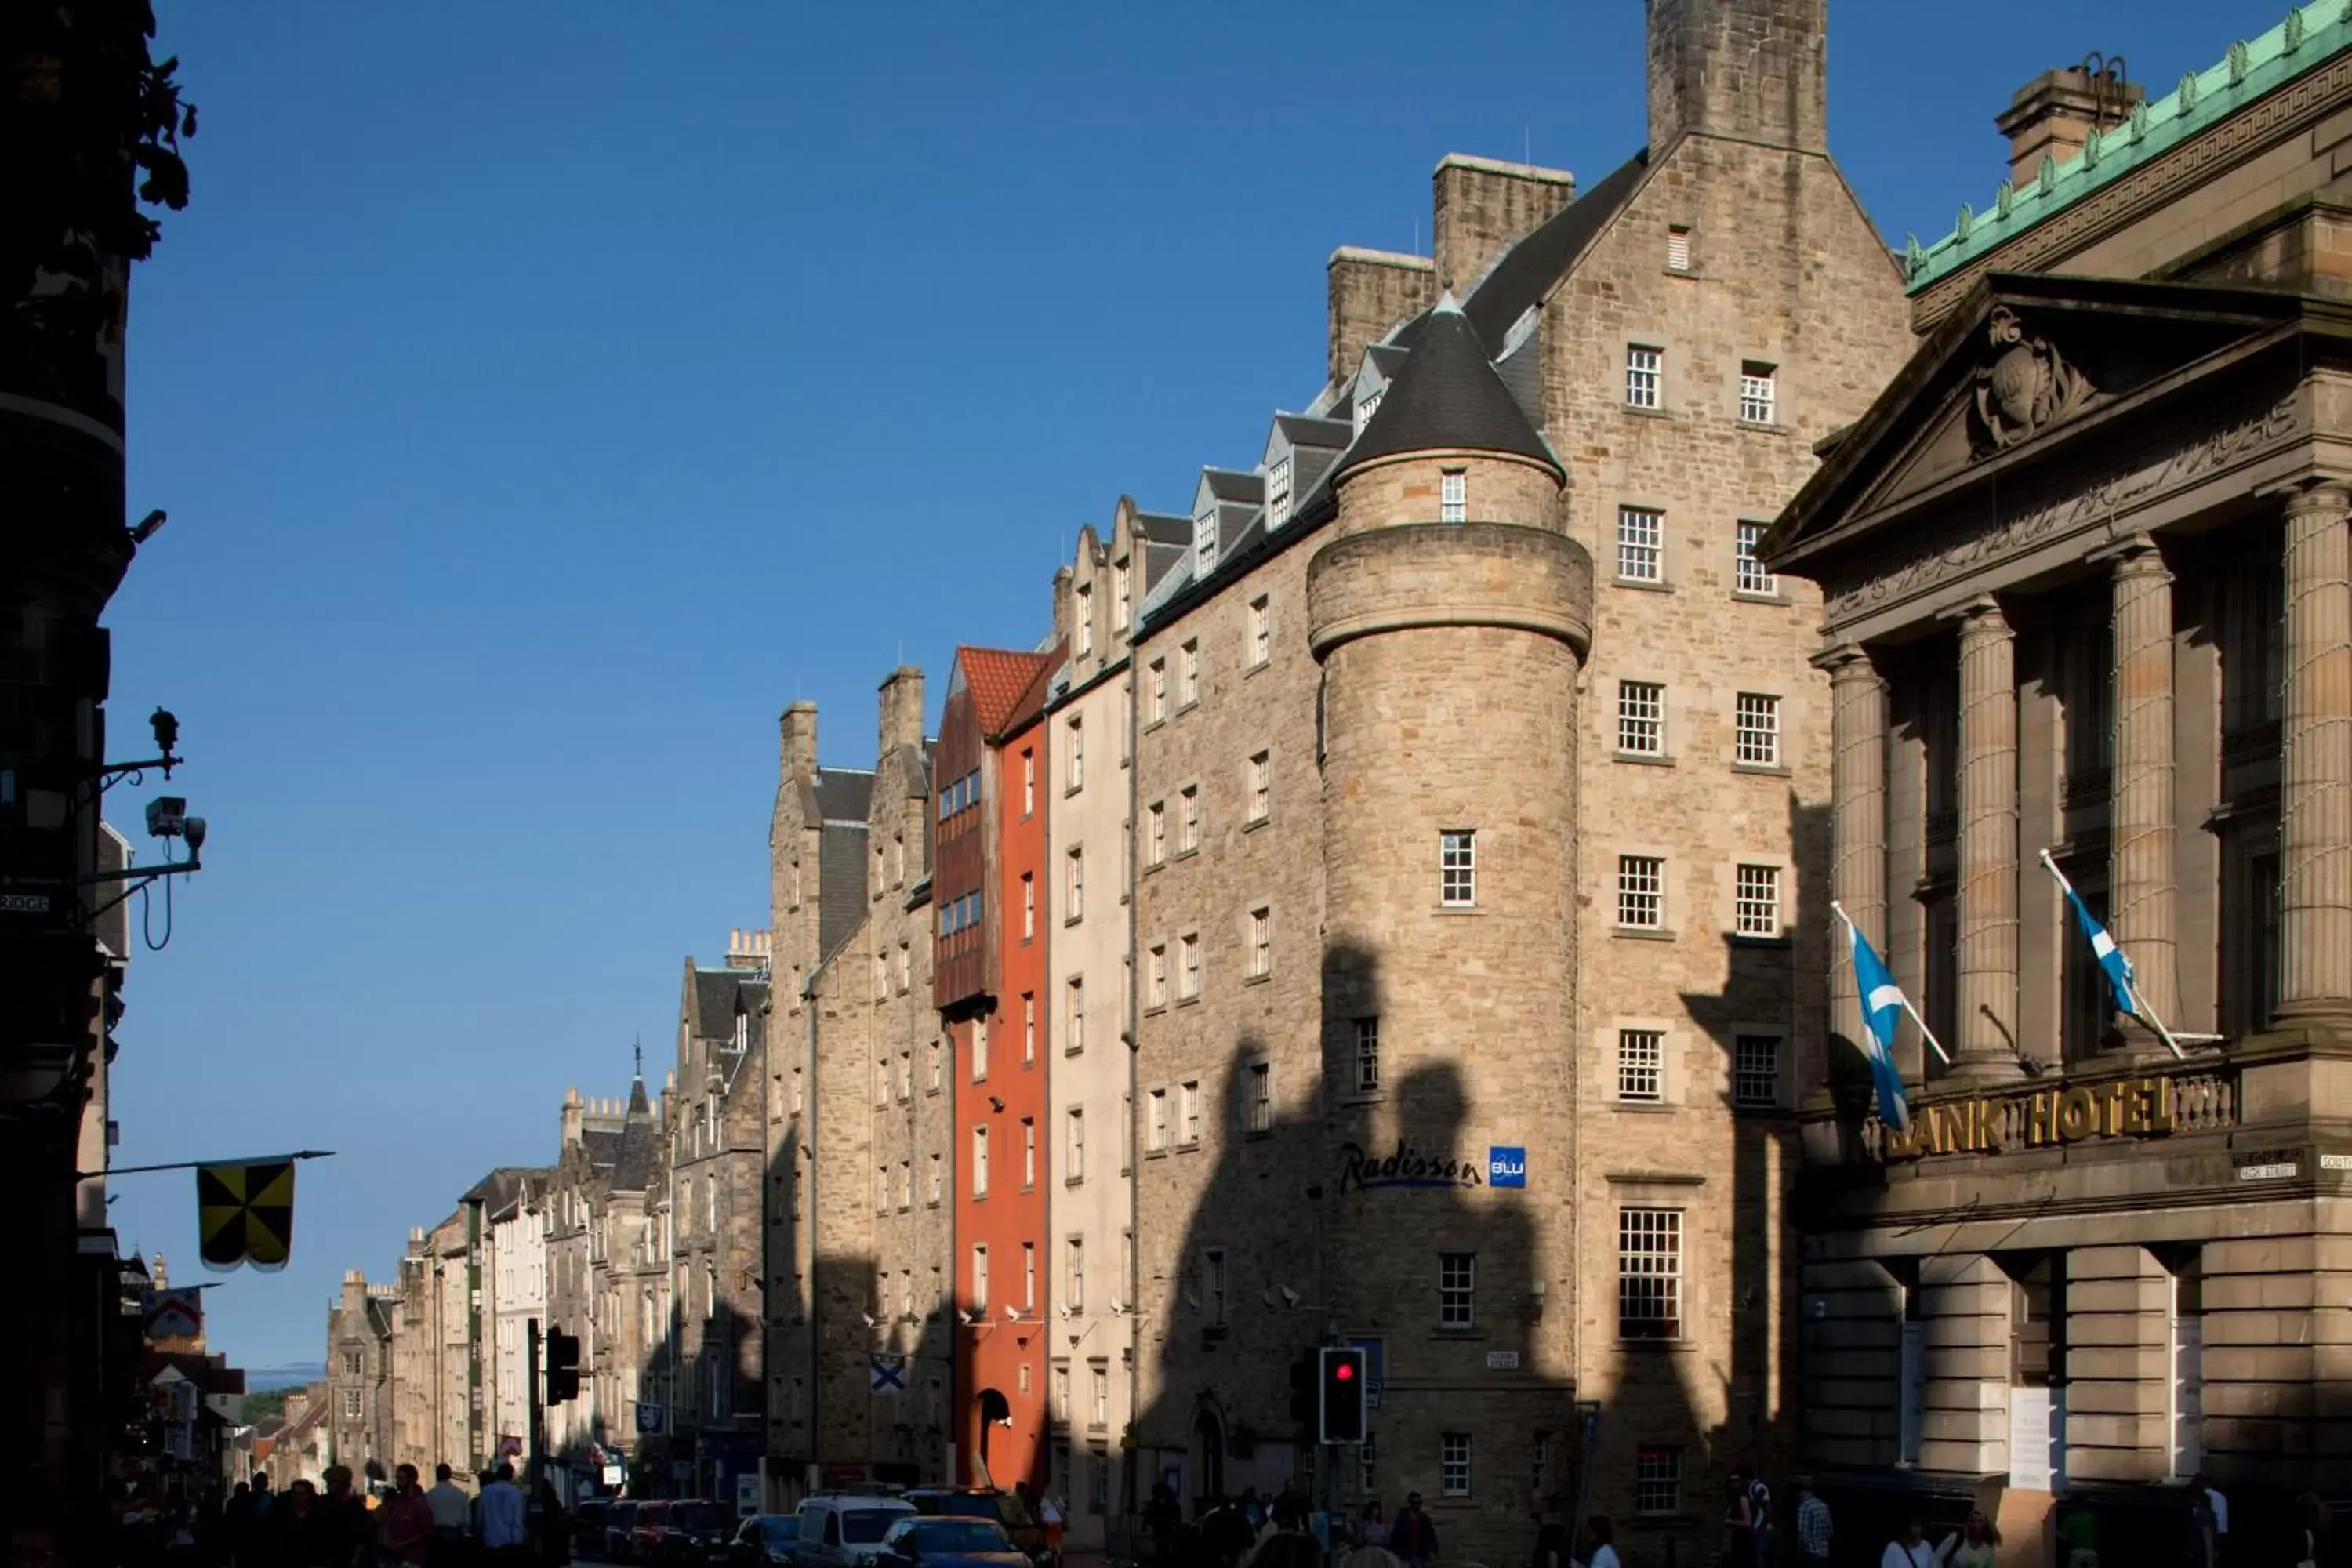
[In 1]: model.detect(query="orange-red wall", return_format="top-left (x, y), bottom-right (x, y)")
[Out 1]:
top-left (952, 713), bottom-right (1051, 1492)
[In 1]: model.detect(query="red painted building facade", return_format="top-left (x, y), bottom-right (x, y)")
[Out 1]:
top-left (935, 645), bottom-right (1059, 1492)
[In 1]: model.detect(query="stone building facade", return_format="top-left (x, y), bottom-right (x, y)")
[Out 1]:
top-left (487, 1173), bottom-right (551, 1463)
top-left (1044, 501), bottom-right (1190, 1548)
top-left (1123, 2), bottom-right (1911, 1557)
top-left (669, 944), bottom-right (771, 1501)
top-left (325, 1269), bottom-right (395, 1475)
top-left (1766, 6), bottom-right (2352, 1559)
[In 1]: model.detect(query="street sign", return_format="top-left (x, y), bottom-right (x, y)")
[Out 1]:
top-left (1485, 1348), bottom-right (1520, 1370)
top-left (737, 1474), bottom-right (761, 1515)
top-left (634, 1401), bottom-right (662, 1434)
top-left (1488, 1146), bottom-right (1527, 1188)
top-left (870, 1356), bottom-right (906, 1394)
top-left (602, 1464), bottom-right (623, 1486)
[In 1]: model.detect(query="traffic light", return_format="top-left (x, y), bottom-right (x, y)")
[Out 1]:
top-left (1318, 1345), bottom-right (1366, 1444)
top-left (546, 1330), bottom-right (580, 1405)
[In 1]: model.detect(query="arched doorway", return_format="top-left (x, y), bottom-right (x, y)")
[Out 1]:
top-left (1189, 1405), bottom-right (1225, 1510)
top-left (975, 1387), bottom-right (1011, 1486)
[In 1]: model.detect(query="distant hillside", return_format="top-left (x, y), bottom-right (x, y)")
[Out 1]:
top-left (245, 1364), bottom-right (325, 1393)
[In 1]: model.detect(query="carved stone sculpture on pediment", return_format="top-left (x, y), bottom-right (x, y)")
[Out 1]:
top-left (1971, 305), bottom-right (2098, 456)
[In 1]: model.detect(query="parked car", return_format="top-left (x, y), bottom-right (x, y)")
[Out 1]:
top-left (900, 1490), bottom-right (1049, 1566)
top-left (661, 1501), bottom-right (737, 1563)
top-left (572, 1499), bottom-right (610, 1559)
top-left (795, 1494), bottom-right (918, 1568)
top-left (631, 1500), bottom-right (681, 1560)
top-left (606, 1501), bottom-right (643, 1562)
top-left (875, 1515), bottom-right (1030, 1568)
top-left (731, 1512), bottom-right (804, 1567)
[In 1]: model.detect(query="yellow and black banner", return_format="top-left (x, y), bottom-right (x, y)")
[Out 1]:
top-left (197, 1160), bottom-right (295, 1272)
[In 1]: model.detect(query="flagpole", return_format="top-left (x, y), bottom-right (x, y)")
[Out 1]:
top-left (2037, 849), bottom-right (2187, 1061)
top-left (1831, 901), bottom-right (1950, 1065)
top-left (77, 1149), bottom-right (336, 1181)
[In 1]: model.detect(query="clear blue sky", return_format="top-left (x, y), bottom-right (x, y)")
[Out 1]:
top-left (111, 0), bottom-right (2278, 1369)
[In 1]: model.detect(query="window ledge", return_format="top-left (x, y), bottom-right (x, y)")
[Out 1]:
top-left (1246, 660), bottom-right (1269, 678)
top-left (1731, 762), bottom-right (1791, 777)
top-left (1063, 915), bottom-right (1083, 928)
top-left (1174, 847), bottom-right (1201, 862)
top-left (1176, 1139), bottom-right (1202, 1153)
top-left (1430, 1326), bottom-right (1488, 1340)
top-left (1243, 815), bottom-right (1270, 833)
top-left (1628, 1515), bottom-right (1700, 1532)
top-left (1145, 1148), bottom-right (1168, 1160)
top-left (1737, 419), bottom-right (1790, 436)
top-left (1176, 994), bottom-right (1201, 1009)
top-left (1065, 1176), bottom-right (1085, 1188)
top-left (1142, 1004), bottom-right (1167, 1018)
top-left (1176, 700), bottom-right (1201, 717)
top-left (1065, 785), bottom-right (1083, 799)
top-left (1433, 904), bottom-right (1485, 916)
top-left (1142, 860), bottom-right (1164, 877)
top-left (1065, 1044), bottom-right (1085, 1056)
top-left (1144, 718), bottom-right (1167, 735)
top-left (1731, 590), bottom-right (1791, 607)
top-left (1622, 405), bottom-right (1674, 420)
top-left (1615, 751), bottom-right (1675, 767)
top-left (1613, 577), bottom-right (1675, 593)
top-left (1339, 1090), bottom-right (1385, 1107)
top-left (1613, 1101), bottom-right (1679, 1113)
top-left (1613, 926), bottom-right (1674, 942)
top-left (1730, 933), bottom-right (1793, 949)
top-left (1243, 971), bottom-right (1272, 986)
top-left (1616, 1338), bottom-right (1694, 1352)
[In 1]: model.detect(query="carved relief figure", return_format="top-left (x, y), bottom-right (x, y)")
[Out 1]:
top-left (1972, 305), bottom-right (2096, 455)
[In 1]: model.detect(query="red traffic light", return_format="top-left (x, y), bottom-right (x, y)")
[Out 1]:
top-left (1334, 1363), bottom-right (1354, 1381)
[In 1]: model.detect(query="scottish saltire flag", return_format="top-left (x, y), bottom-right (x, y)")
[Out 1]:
top-left (1847, 922), bottom-right (1913, 1133)
top-left (2056, 877), bottom-right (2147, 1025)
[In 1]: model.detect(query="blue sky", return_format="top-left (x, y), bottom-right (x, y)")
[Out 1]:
top-left (111, 1), bottom-right (2280, 1367)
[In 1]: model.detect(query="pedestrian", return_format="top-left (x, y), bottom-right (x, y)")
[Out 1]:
top-left (1043, 1490), bottom-right (1067, 1559)
top-left (2056, 1497), bottom-right (2097, 1568)
top-left (2190, 1474), bottom-right (2228, 1568)
top-left (322, 1465), bottom-right (372, 1568)
top-left (1389, 1494), bottom-right (1438, 1568)
top-left (1148, 1482), bottom-right (1181, 1568)
top-left (1881, 1517), bottom-right (1936, 1568)
top-left (1584, 1516), bottom-right (1621, 1568)
top-left (1939, 1511), bottom-right (1999, 1568)
top-left (476, 1463), bottom-right (527, 1562)
top-left (1358, 1503), bottom-right (1389, 1551)
top-left (1532, 1498), bottom-right (1571, 1568)
top-left (1746, 1475), bottom-right (1776, 1568)
top-left (380, 1466), bottom-right (436, 1568)
top-left (426, 1465), bottom-right (471, 1565)
top-left (271, 1479), bottom-right (333, 1568)
top-left (1723, 1472), bottom-right (1756, 1568)
top-left (532, 1479), bottom-right (568, 1567)
top-left (1794, 1479), bottom-right (1831, 1568)
top-left (2296, 1494), bottom-right (2328, 1568)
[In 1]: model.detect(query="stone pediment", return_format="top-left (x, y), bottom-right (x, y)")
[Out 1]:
top-left (1769, 275), bottom-right (2316, 568)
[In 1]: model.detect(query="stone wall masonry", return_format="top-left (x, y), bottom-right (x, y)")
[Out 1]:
top-left (2062, 1245), bottom-right (2167, 1483)
top-left (1329, 248), bottom-right (1436, 390)
top-left (1432, 154), bottom-right (1577, 296)
top-left (1915, 1253), bottom-right (2009, 1476)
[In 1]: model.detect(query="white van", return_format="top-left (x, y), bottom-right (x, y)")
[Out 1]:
top-left (796, 1494), bottom-right (917, 1568)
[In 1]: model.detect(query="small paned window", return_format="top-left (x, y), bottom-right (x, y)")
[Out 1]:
top-left (1440, 830), bottom-right (1476, 907)
top-left (1439, 470), bottom-right (1467, 524)
top-left (1626, 347), bottom-right (1663, 410)
top-left (1733, 692), bottom-right (1780, 765)
top-left (1617, 681), bottom-right (1664, 755)
top-left (1618, 855), bottom-right (1664, 929)
top-left (1734, 864), bottom-right (1780, 937)
top-left (1617, 506), bottom-right (1664, 581)
top-left (1617, 1029), bottom-right (1664, 1102)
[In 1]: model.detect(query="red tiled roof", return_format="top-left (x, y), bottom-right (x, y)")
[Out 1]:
top-left (1004, 641), bottom-right (1066, 737)
top-left (956, 647), bottom-right (1056, 739)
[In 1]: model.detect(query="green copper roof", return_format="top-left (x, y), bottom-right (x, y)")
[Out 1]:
top-left (1905, 0), bottom-right (2352, 293)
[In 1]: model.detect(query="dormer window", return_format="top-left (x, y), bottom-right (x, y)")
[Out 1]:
top-left (1075, 582), bottom-right (1094, 658)
top-left (1265, 459), bottom-right (1293, 531)
top-left (1195, 508), bottom-right (1218, 573)
top-left (1112, 561), bottom-right (1131, 632)
top-left (1354, 386), bottom-right (1385, 435)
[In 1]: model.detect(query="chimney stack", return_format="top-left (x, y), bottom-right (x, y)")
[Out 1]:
top-left (878, 666), bottom-right (925, 758)
top-left (1327, 247), bottom-right (1436, 390)
top-left (1432, 154), bottom-right (1576, 296)
top-left (561, 1084), bottom-right (583, 1147)
top-left (1646, 0), bottom-right (1828, 156)
top-left (1996, 64), bottom-right (2143, 188)
top-left (781, 702), bottom-right (818, 787)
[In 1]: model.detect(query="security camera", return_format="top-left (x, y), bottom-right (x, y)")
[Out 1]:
top-left (150, 708), bottom-right (179, 754)
top-left (145, 797), bottom-right (187, 838)
top-left (183, 817), bottom-right (207, 855)
top-left (129, 510), bottom-right (167, 545)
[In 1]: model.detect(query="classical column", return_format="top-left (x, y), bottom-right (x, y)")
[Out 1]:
top-left (1947, 595), bottom-right (2024, 1081)
top-left (1816, 643), bottom-right (1893, 1067)
top-left (2100, 534), bottom-right (2180, 1049)
top-left (2278, 481), bottom-right (2352, 1021)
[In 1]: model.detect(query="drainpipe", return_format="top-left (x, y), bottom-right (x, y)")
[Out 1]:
top-left (806, 969), bottom-right (821, 1497)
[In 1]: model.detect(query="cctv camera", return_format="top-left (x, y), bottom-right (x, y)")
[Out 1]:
top-left (145, 797), bottom-right (187, 839)
top-left (129, 510), bottom-right (167, 545)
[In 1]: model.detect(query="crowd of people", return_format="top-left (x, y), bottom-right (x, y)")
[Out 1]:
top-left (1126, 1465), bottom-right (2328, 1568)
top-left (109, 1461), bottom-right (561, 1567)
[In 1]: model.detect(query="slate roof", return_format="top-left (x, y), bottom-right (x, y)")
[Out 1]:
top-left (1334, 298), bottom-right (1563, 485)
top-left (1134, 512), bottom-right (1191, 545)
top-left (813, 767), bottom-right (874, 824)
top-left (1200, 469), bottom-right (1264, 505)
top-left (1463, 149), bottom-right (1649, 353)
top-left (817, 815), bottom-right (869, 964)
top-left (1273, 414), bottom-right (1352, 452)
top-left (364, 1298), bottom-right (393, 1339)
top-left (464, 1166), bottom-right (553, 1217)
top-left (609, 1084), bottom-right (663, 1192)
top-left (956, 648), bottom-right (1059, 738)
top-left (580, 1127), bottom-right (622, 1171)
top-left (689, 967), bottom-right (768, 1039)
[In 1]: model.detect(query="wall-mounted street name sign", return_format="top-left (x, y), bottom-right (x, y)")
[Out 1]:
top-left (1885, 1075), bottom-right (2179, 1160)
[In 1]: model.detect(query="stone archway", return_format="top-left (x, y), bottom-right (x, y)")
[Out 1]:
top-left (1189, 1404), bottom-right (1225, 1509)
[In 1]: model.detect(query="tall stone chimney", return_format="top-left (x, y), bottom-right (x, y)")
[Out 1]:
top-left (878, 666), bottom-right (925, 757)
top-left (561, 1084), bottom-right (582, 1148)
top-left (782, 701), bottom-right (818, 787)
top-left (1995, 66), bottom-right (2143, 187)
top-left (1646, 0), bottom-right (1828, 155)
top-left (1327, 247), bottom-right (1436, 389)
top-left (1432, 154), bottom-right (1576, 296)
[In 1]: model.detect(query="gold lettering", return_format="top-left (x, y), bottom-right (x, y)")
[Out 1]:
top-left (2101, 1082), bottom-right (2129, 1136)
top-left (2149, 1076), bottom-right (2176, 1133)
top-left (2026, 1091), bottom-right (2055, 1145)
top-left (2058, 1087), bottom-right (2098, 1142)
top-left (2120, 1081), bottom-right (2149, 1135)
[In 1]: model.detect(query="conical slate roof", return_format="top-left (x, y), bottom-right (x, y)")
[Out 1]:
top-left (1334, 296), bottom-right (1562, 486)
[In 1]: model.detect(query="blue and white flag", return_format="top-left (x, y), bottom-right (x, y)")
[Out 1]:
top-left (1846, 919), bottom-right (1913, 1133)
top-left (2055, 876), bottom-right (2146, 1024)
